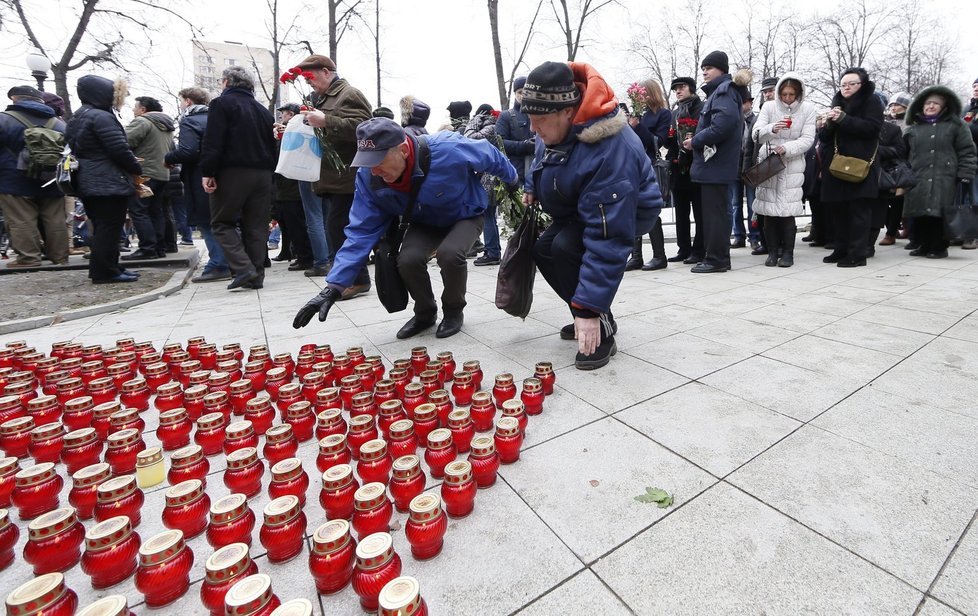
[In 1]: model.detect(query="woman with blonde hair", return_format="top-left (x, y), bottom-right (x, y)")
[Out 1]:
top-left (626, 78), bottom-right (672, 271)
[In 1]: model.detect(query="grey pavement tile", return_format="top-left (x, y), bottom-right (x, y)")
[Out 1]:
top-left (812, 386), bottom-right (978, 489)
top-left (917, 598), bottom-right (967, 616)
top-left (761, 335), bottom-right (904, 380)
top-left (943, 315), bottom-right (978, 343)
top-left (672, 273), bottom-right (749, 293)
top-left (608, 282), bottom-right (686, 316)
top-left (593, 482), bottom-right (922, 616)
top-left (686, 315), bottom-right (801, 353)
top-left (500, 417), bottom-right (716, 563)
top-left (554, 353), bottom-right (689, 414)
top-left (520, 387), bottom-right (606, 450)
top-left (677, 287), bottom-right (784, 316)
top-left (728, 426), bottom-right (978, 589)
top-left (739, 303), bottom-right (841, 334)
top-left (909, 336), bottom-right (978, 375)
top-left (753, 273), bottom-right (840, 294)
top-left (883, 292), bottom-right (978, 318)
top-left (515, 569), bottom-right (632, 615)
top-left (610, 314), bottom-right (680, 352)
top-left (846, 303), bottom-right (961, 335)
top-left (700, 355), bottom-right (864, 422)
top-left (617, 382), bottom-right (801, 477)
top-left (777, 292), bottom-right (873, 317)
top-left (811, 319), bottom-right (935, 356)
top-left (630, 303), bottom-right (722, 334)
top-left (809, 283), bottom-right (900, 304)
top-left (872, 361), bottom-right (978, 421)
top-left (625, 332), bottom-right (753, 380)
top-left (932, 519), bottom-right (978, 615)
top-left (838, 272), bottom-right (929, 293)
top-left (496, 334), bottom-right (577, 371)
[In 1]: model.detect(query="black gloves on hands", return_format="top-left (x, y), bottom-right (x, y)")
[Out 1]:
top-left (292, 287), bottom-right (342, 329)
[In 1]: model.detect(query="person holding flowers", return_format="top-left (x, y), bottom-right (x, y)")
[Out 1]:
top-left (626, 79), bottom-right (671, 271)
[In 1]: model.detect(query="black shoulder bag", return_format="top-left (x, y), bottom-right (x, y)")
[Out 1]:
top-left (373, 136), bottom-right (431, 313)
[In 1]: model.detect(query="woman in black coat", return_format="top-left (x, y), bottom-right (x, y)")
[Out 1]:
top-left (818, 67), bottom-right (884, 267)
top-left (65, 75), bottom-right (143, 284)
top-left (870, 114), bottom-right (908, 256)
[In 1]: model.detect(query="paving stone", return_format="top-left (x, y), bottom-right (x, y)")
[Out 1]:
top-left (761, 334), bottom-right (904, 380)
top-left (932, 520), bottom-right (978, 615)
top-left (625, 332), bottom-right (753, 380)
top-left (553, 353), bottom-right (689, 414)
top-left (515, 569), bottom-right (632, 615)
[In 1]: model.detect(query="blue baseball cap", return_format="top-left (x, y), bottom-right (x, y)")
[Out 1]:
top-left (351, 118), bottom-right (407, 167)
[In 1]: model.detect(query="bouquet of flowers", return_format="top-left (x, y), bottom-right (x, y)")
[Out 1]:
top-left (626, 82), bottom-right (648, 117)
top-left (279, 67), bottom-right (345, 171)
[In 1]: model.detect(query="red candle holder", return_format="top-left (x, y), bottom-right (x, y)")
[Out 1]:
top-left (135, 529), bottom-right (195, 608)
top-left (263, 424), bottom-right (298, 465)
top-left (243, 360), bottom-right (267, 393)
top-left (379, 576), bottom-right (429, 616)
top-left (168, 444), bottom-right (209, 487)
top-left (276, 383), bottom-right (303, 416)
top-left (450, 371), bottom-right (474, 406)
top-left (55, 379), bottom-right (85, 408)
top-left (26, 394), bottom-right (58, 426)
top-left (501, 398), bottom-right (528, 435)
top-left (295, 353), bottom-right (316, 381)
top-left (23, 506), bottom-right (85, 574)
top-left (404, 492), bottom-right (448, 561)
top-left (81, 515), bottom-right (140, 588)
top-left (37, 371), bottom-right (65, 398)
top-left (387, 419), bottom-right (418, 460)
top-left (195, 411), bottom-right (228, 456)
top-left (494, 416), bottom-right (523, 463)
top-left (430, 389), bottom-right (454, 428)
top-left (352, 532), bottom-right (402, 612)
top-left (180, 384), bottom-right (207, 420)
top-left (223, 573), bottom-right (281, 616)
top-left (347, 346), bottom-right (366, 367)
top-left (260, 495), bottom-right (306, 563)
top-left (5, 572), bottom-right (78, 616)
top-left (441, 460), bottom-right (477, 518)
top-left (469, 391), bottom-right (496, 432)
top-left (376, 400), bottom-right (405, 439)
top-left (268, 458), bottom-right (309, 506)
top-left (447, 409), bottom-right (475, 453)
top-left (338, 375), bottom-right (362, 413)
top-left (332, 355), bottom-right (353, 381)
top-left (1, 415), bottom-right (35, 459)
top-left (76, 594), bottom-right (134, 615)
top-left (154, 381), bottom-right (184, 413)
top-left (77, 360), bottom-right (106, 386)
top-left (347, 414), bottom-right (378, 461)
top-left (28, 421), bottom-right (64, 464)
top-left (272, 352), bottom-right (296, 380)
top-left (411, 404), bottom-right (439, 447)
top-left (108, 407), bottom-right (144, 435)
top-left (309, 519), bottom-right (357, 595)
top-left (143, 362), bottom-right (171, 393)
top-left (243, 395), bottom-right (274, 435)
top-left (313, 387), bottom-right (341, 415)
top-left (90, 400), bottom-right (119, 440)
top-left (389, 368), bottom-right (411, 400)
top-left (199, 346), bottom-right (220, 371)
top-left (389, 455), bottom-right (425, 512)
top-left (492, 373), bottom-right (517, 409)
top-left (312, 362), bottom-right (335, 388)
top-left (0, 508), bottom-right (19, 570)
top-left (350, 392), bottom-right (377, 423)
top-left (119, 377), bottom-right (150, 412)
top-left (0, 457), bottom-right (18, 509)
top-left (314, 408), bottom-right (346, 441)
top-left (224, 447), bottom-right (264, 497)
top-left (0, 395), bottom-right (24, 425)
top-left (402, 383), bottom-right (426, 418)
top-left (534, 361), bottom-right (557, 394)
top-left (69, 462), bottom-right (110, 519)
top-left (12, 462), bottom-right (62, 519)
top-left (94, 474), bottom-right (144, 527)
top-left (354, 363), bottom-right (376, 392)
top-left (224, 420), bottom-right (259, 455)
top-left (462, 360), bottom-right (484, 391)
top-left (207, 493), bottom-right (255, 549)
top-left (104, 428), bottom-right (145, 476)
top-left (300, 371), bottom-right (326, 404)
top-left (357, 439), bottom-right (392, 486)
top-left (284, 401), bottom-right (315, 442)
top-left (409, 347), bottom-right (429, 377)
top-left (320, 463), bottom-right (359, 520)
top-left (419, 370), bottom-right (442, 399)
top-left (157, 408), bottom-right (192, 451)
top-left (229, 380), bottom-right (256, 416)
top-left (263, 367), bottom-right (288, 402)
top-left (424, 428), bottom-right (456, 479)
top-left (373, 379), bottom-right (398, 407)
top-left (202, 390), bottom-right (232, 420)
top-left (162, 478), bottom-right (210, 538)
top-left (107, 363), bottom-right (135, 391)
top-left (352, 482), bottom-right (393, 540)
top-left (201, 542), bottom-right (259, 616)
top-left (61, 395), bottom-right (94, 431)
top-left (312, 344), bottom-right (333, 364)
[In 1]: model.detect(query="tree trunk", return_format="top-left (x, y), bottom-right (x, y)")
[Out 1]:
top-left (329, 0), bottom-right (339, 62)
top-left (488, 0), bottom-right (508, 109)
top-left (375, 0), bottom-right (382, 106)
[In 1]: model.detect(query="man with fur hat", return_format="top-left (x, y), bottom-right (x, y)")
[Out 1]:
top-left (521, 61), bottom-right (662, 370)
top-left (682, 50), bottom-right (750, 273)
top-left (400, 95), bottom-right (430, 136)
top-left (0, 85), bottom-right (69, 268)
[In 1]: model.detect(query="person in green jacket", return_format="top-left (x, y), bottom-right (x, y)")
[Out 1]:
top-left (123, 96), bottom-right (175, 260)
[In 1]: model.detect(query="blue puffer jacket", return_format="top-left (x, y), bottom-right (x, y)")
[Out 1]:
top-left (691, 73), bottom-right (744, 183)
top-left (0, 100), bottom-right (65, 197)
top-left (496, 103), bottom-right (533, 180)
top-left (165, 105), bottom-right (209, 226)
top-left (326, 132), bottom-right (517, 288)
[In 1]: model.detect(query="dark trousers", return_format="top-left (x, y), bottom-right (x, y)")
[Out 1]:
top-left (277, 199), bottom-right (312, 263)
top-left (672, 173), bottom-right (703, 257)
top-left (829, 199), bottom-right (873, 260)
top-left (162, 201), bottom-right (177, 252)
top-left (397, 215), bottom-right (483, 321)
top-left (534, 219), bottom-right (586, 306)
top-left (325, 191), bottom-right (370, 285)
top-left (128, 178), bottom-right (167, 253)
top-left (762, 216), bottom-right (796, 257)
top-left (884, 195), bottom-right (904, 237)
top-left (809, 195), bottom-right (834, 245)
top-left (85, 196), bottom-right (128, 281)
top-left (648, 217), bottom-right (666, 258)
top-left (699, 183), bottom-right (732, 268)
top-left (210, 167), bottom-right (272, 276)
top-left (914, 216), bottom-right (948, 253)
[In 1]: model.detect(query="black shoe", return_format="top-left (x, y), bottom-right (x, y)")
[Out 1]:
top-left (560, 318), bottom-right (618, 340)
top-left (801, 234), bottom-right (813, 242)
top-left (777, 254), bottom-right (794, 267)
top-left (925, 249), bottom-right (948, 259)
top-left (227, 270), bottom-right (259, 290)
top-left (905, 242), bottom-right (920, 251)
top-left (624, 256), bottom-right (643, 271)
top-left (436, 313), bottom-right (464, 338)
top-left (193, 269), bottom-right (232, 283)
top-left (474, 255), bottom-right (500, 266)
top-left (730, 239), bottom-right (746, 249)
top-left (93, 272), bottom-right (139, 284)
top-left (682, 254), bottom-right (704, 265)
top-left (765, 254), bottom-right (778, 267)
top-left (837, 258), bottom-right (867, 268)
top-left (666, 253), bottom-right (689, 263)
top-left (750, 246), bottom-right (769, 256)
top-left (575, 335), bottom-right (617, 370)
top-left (304, 264), bottom-right (331, 277)
top-left (271, 254), bottom-right (292, 262)
top-left (245, 273), bottom-right (265, 289)
top-left (909, 248), bottom-right (927, 257)
top-left (823, 252), bottom-right (845, 263)
top-left (120, 249), bottom-right (161, 261)
top-left (396, 316), bottom-right (436, 340)
top-left (289, 260), bottom-right (314, 271)
top-left (641, 257), bottom-right (667, 271)
top-left (690, 262), bottom-right (730, 273)
top-left (809, 242), bottom-right (824, 247)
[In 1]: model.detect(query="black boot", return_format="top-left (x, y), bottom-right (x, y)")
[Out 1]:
top-left (866, 228), bottom-right (879, 258)
top-left (625, 237), bottom-right (643, 271)
top-left (763, 218), bottom-right (779, 266)
top-left (778, 217), bottom-right (795, 267)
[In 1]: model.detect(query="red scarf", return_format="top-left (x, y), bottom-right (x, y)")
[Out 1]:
top-left (387, 139), bottom-right (415, 193)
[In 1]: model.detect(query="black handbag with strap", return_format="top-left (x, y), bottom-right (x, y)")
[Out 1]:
top-left (742, 145), bottom-right (786, 187)
top-left (373, 136), bottom-right (431, 313)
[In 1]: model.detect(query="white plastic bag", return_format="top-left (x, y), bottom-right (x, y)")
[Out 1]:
top-left (275, 114), bottom-right (322, 181)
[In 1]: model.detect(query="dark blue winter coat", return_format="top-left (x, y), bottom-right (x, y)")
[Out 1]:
top-left (165, 105), bottom-right (209, 226)
top-left (0, 100), bottom-right (65, 197)
top-left (631, 108), bottom-right (671, 159)
top-left (691, 73), bottom-right (744, 184)
top-left (326, 132), bottom-right (517, 288)
top-left (496, 102), bottom-right (533, 180)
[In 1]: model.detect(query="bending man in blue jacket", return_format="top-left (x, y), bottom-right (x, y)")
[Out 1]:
top-left (293, 117), bottom-right (518, 339)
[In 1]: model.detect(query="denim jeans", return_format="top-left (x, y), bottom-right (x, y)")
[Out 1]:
top-left (728, 182), bottom-right (759, 243)
top-left (299, 181), bottom-right (331, 266)
top-left (199, 222), bottom-right (228, 273)
top-left (482, 198), bottom-right (500, 259)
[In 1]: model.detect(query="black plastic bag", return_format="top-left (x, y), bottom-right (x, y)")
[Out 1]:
top-left (374, 219), bottom-right (409, 313)
top-left (495, 203), bottom-right (540, 319)
top-left (945, 182), bottom-right (978, 241)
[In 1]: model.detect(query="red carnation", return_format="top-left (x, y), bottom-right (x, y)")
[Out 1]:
top-left (279, 73), bottom-right (291, 84)
top-left (289, 67), bottom-right (302, 75)
top-left (302, 71), bottom-right (315, 80)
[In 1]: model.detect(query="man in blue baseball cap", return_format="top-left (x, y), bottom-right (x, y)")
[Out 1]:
top-left (293, 117), bottom-right (518, 339)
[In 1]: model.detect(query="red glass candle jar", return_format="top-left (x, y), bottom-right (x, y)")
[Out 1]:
top-left (314, 408), bottom-right (345, 441)
top-left (284, 401), bottom-right (315, 442)
top-left (219, 362), bottom-right (242, 383)
top-left (158, 408), bottom-right (193, 451)
top-left (223, 573), bottom-right (281, 616)
top-left (411, 404), bottom-right (439, 447)
top-left (273, 383), bottom-right (300, 417)
top-left (1, 415), bottom-right (35, 458)
top-left (352, 482), bottom-right (393, 540)
top-left (201, 542), bottom-right (258, 616)
top-left (61, 395), bottom-right (94, 431)
top-left (409, 346), bottom-right (429, 377)
top-left (203, 390), bottom-right (232, 420)
top-left (5, 381), bottom-right (35, 407)
top-left (450, 371), bottom-right (474, 407)
top-left (447, 409), bottom-right (475, 454)
top-left (55, 378), bottom-right (84, 408)
top-left (0, 348), bottom-right (13, 368)
top-left (23, 507), bottom-right (85, 574)
top-left (242, 360), bottom-right (267, 393)
top-left (320, 464), bottom-right (359, 520)
top-left (244, 395), bottom-right (274, 435)
top-left (0, 395), bottom-right (24, 424)
top-left (494, 416), bottom-right (523, 463)
top-left (316, 434), bottom-right (351, 474)
top-left (493, 373), bottom-right (517, 409)
top-left (81, 515), bottom-right (140, 588)
top-left (207, 371), bottom-right (232, 396)
top-left (167, 350), bottom-right (192, 379)
top-left (224, 420), bottom-right (258, 455)
top-left (501, 398), bottom-right (528, 435)
top-left (169, 444), bottom-right (209, 487)
top-left (69, 462), bottom-right (110, 519)
top-left (404, 492), bottom-right (447, 561)
top-left (467, 436), bottom-right (500, 488)
top-left (299, 371), bottom-right (325, 404)
top-left (161, 342), bottom-right (184, 363)
top-left (76, 595), bottom-right (134, 616)
top-left (176, 360), bottom-right (201, 388)
top-left (207, 494), bottom-right (255, 549)
top-left (0, 456), bottom-right (18, 507)
top-left (114, 337), bottom-right (136, 351)
top-left (376, 400), bottom-right (406, 438)
top-left (379, 576), bottom-right (428, 616)
top-left (5, 572), bottom-right (78, 616)
top-left (0, 507), bottom-right (18, 570)
top-left (332, 355), bottom-right (352, 381)
top-left (229, 380), bottom-right (256, 416)
top-left (354, 363), bottom-right (376, 393)
top-left (347, 414), bottom-right (378, 461)
top-left (419, 371), bottom-right (442, 400)
top-left (533, 361), bottom-right (556, 395)
top-left (260, 495), bottom-right (306, 563)
top-left (357, 439), bottom-right (392, 486)
top-left (119, 377), bottom-right (150, 412)
top-left (222, 342), bottom-right (244, 362)
top-left (28, 421), bottom-right (64, 464)
top-left (369, 355), bottom-right (388, 381)
top-left (352, 532), bottom-right (402, 612)
top-left (521, 377), bottom-right (545, 415)
top-left (225, 447), bottom-right (264, 497)
top-left (107, 363), bottom-right (135, 391)
top-left (337, 375), bottom-right (362, 413)
top-left (263, 424), bottom-right (298, 465)
top-left (295, 353), bottom-right (316, 381)
top-left (38, 371), bottom-right (66, 398)
top-left (263, 367), bottom-right (288, 401)
top-left (346, 346), bottom-right (366, 367)
top-left (272, 352), bottom-right (296, 380)
top-left (25, 395), bottom-right (58, 427)
top-left (78, 360), bottom-right (107, 386)
top-left (312, 362), bottom-right (335, 388)
top-left (248, 344), bottom-right (271, 367)
top-left (182, 384), bottom-right (208, 420)
top-left (430, 389), bottom-right (454, 428)
top-left (389, 368), bottom-right (411, 400)
top-left (313, 343), bottom-right (334, 363)
top-left (197, 344), bottom-right (218, 371)
top-left (108, 407), bottom-right (144, 435)
top-left (105, 428), bottom-right (145, 476)
top-left (143, 362), bottom-right (170, 393)
top-left (433, 350), bottom-right (454, 381)
top-left (469, 391), bottom-right (496, 432)
top-left (462, 359), bottom-right (484, 391)
top-left (134, 344), bottom-right (159, 364)
top-left (154, 381), bottom-right (184, 413)
top-left (441, 460), bottom-right (477, 518)
top-left (424, 428), bottom-right (456, 479)
top-left (402, 383), bottom-right (426, 418)
top-left (162, 479), bottom-right (210, 538)
top-left (313, 387), bottom-right (340, 414)
top-left (309, 519), bottom-right (357, 595)
top-left (389, 455), bottom-right (425, 513)
top-left (269, 458), bottom-right (309, 506)
top-left (90, 400), bottom-right (119, 439)
top-left (94, 474), bottom-right (144, 527)
top-left (135, 529), bottom-right (195, 608)
top-left (186, 336), bottom-right (206, 359)
top-left (12, 462), bottom-right (62, 519)
top-left (195, 412), bottom-right (228, 456)
top-left (350, 391), bottom-right (376, 422)
top-left (387, 419), bottom-right (418, 460)
top-left (370, 382), bottom-right (394, 409)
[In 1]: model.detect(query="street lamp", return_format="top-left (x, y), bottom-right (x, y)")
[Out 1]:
top-left (25, 49), bottom-right (51, 92)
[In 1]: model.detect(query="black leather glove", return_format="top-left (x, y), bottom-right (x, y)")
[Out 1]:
top-left (505, 178), bottom-right (521, 192)
top-left (292, 287), bottom-right (342, 329)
